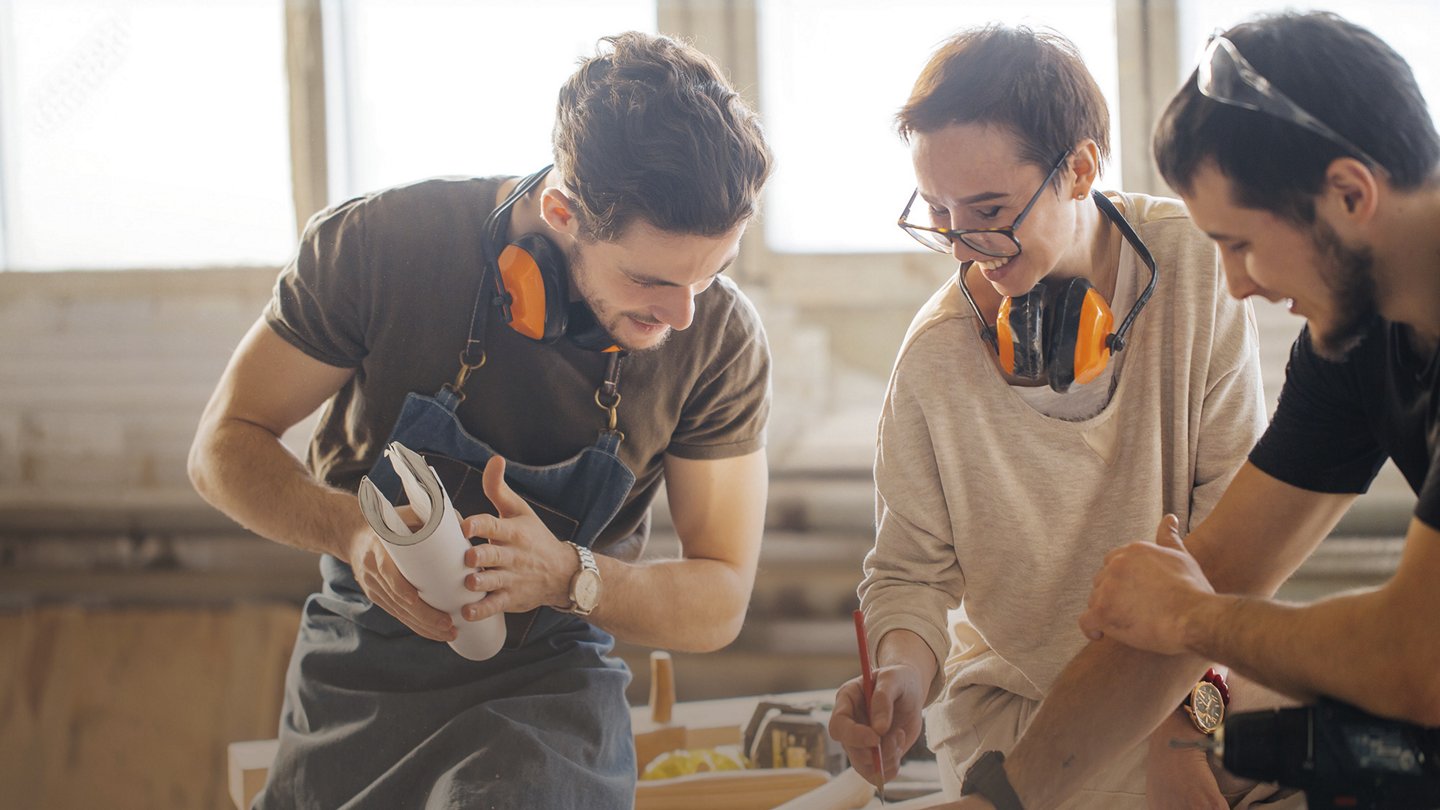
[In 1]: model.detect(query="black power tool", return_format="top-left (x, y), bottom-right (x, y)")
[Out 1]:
top-left (1215, 698), bottom-right (1440, 809)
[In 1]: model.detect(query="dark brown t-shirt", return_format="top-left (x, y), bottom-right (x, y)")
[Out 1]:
top-left (265, 176), bottom-right (771, 560)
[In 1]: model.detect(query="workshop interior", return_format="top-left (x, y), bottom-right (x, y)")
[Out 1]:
top-left (2, 1), bottom-right (1437, 809)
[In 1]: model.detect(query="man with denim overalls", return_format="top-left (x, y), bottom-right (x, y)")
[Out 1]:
top-left (190, 32), bottom-right (774, 809)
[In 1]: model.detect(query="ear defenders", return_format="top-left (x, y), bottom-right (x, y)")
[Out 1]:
top-left (482, 165), bottom-right (618, 352)
top-left (994, 278), bottom-right (1116, 392)
top-left (964, 190), bottom-right (1158, 393)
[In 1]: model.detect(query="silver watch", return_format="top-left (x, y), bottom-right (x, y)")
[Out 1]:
top-left (565, 542), bottom-right (602, 616)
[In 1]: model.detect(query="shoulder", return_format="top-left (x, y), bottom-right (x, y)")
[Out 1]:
top-left (894, 273), bottom-right (974, 369)
top-left (689, 275), bottom-right (769, 352)
top-left (300, 177), bottom-right (504, 247)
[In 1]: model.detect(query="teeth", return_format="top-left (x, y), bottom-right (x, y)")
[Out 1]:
top-left (974, 257), bottom-right (1011, 272)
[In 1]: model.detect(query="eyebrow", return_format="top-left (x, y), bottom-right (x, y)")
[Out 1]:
top-left (1203, 230), bottom-right (1237, 241)
top-left (623, 253), bottom-right (739, 286)
top-left (920, 190), bottom-right (1010, 208)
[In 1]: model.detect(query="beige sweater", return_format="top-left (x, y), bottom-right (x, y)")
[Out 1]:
top-left (859, 193), bottom-right (1266, 748)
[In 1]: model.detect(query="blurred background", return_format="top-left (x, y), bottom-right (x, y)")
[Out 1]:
top-left (2, 0), bottom-right (1435, 806)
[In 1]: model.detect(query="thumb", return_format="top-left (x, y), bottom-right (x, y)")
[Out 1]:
top-left (1155, 513), bottom-right (1184, 550)
top-left (482, 456), bottom-right (534, 519)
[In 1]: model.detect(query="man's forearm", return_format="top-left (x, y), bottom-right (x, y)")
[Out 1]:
top-left (1182, 588), bottom-right (1440, 723)
top-left (189, 418), bottom-right (365, 560)
top-left (588, 555), bottom-right (754, 652)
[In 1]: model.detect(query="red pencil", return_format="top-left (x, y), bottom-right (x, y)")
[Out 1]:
top-left (852, 609), bottom-right (886, 794)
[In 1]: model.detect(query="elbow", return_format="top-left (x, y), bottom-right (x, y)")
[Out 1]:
top-left (187, 424), bottom-right (220, 503)
top-left (686, 605), bottom-right (747, 654)
top-left (1405, 658), bottom-right (1440, 727)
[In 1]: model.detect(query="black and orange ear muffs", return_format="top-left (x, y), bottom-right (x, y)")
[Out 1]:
top-left (482, 165), bottom-right (619, 352)
top-left (965, 191), bottom-right (1158, 393)
top-left (995, 278), bottom-right (1116, 392)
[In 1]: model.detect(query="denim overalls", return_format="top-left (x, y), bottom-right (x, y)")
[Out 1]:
top-left (257, 270), bottom-right (640, 809)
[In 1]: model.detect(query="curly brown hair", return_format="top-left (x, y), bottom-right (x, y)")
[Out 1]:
top-left (553, 32), bottom-right (772, 242)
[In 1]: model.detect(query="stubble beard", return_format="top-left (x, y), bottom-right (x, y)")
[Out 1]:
top-left (1309, 220), bottom-right (1379, 362)
top-left (568, 244), bottom-right (672, 354)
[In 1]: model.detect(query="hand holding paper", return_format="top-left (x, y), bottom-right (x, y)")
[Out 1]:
top-left (359, 442), bottom-right (506, 660)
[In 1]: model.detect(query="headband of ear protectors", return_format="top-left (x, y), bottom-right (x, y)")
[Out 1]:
top-left (958, 190), bottom-right (1158, 393)
top-left (481, 165), bottom-right (619, 352)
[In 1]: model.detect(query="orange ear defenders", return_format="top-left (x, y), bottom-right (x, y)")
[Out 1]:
top-left (482, 165), bottom-right (618, 352)
top-left (966, 191), bottom-right (1158, 393)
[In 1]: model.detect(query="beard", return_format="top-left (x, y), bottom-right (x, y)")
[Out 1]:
top-left (1308, 220), bottom-right (1378, 361)
top-left (567, 243), bottom-right (673, 353)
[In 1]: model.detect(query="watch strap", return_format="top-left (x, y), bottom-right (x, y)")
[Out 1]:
top-left (565, 541), bottom-right (600, 616)
top-left (960, 750), bottom-right (1025, 810)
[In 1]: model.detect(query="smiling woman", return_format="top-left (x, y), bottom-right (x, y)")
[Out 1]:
top-left (826, 24), bottom-right (1288, 809)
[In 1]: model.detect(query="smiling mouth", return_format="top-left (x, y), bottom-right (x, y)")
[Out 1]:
top-left (628, 316), bottom-right (666, 332)
top-left (974, 256), bottom-right (1012, 273)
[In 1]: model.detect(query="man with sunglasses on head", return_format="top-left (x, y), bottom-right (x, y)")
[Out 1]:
top-left (189, 32), bottom-right (772, 809)
top-left (1082, 11), bottom-right (1440, 720)
top-left (931, 11), bottom-right (1440, 810)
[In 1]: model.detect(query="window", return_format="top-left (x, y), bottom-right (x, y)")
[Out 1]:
top-left (328, 0), bottom-right (657, 203)
top-left (757, 0), bottom-right (1121, 254)
top-left (0, 0), bottom-right (295, 270)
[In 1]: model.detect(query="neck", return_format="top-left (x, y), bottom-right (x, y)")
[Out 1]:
top-left (1374, 175), bottom-right (1440, 338)
top-left (1052, 192), bottom-right (1122, 302)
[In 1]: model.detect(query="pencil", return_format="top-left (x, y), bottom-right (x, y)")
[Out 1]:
top-left (851, 608), bottom-right (886, 797)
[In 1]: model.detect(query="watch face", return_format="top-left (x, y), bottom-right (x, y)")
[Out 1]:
top-left (1191, 682), bottom-right (1225, 734)
top-left (574, 570), bottom-right (601, 611)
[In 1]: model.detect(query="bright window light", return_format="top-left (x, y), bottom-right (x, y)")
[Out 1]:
top-left (758, 0), bottom-right (1121, 254)
top-left (0, 0), bottom-right (295, 270)
top-left (332, 0), bottom-right (657, 201)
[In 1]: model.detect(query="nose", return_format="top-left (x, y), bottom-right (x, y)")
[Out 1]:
top-left (653, 284), bottom-right (698, 331)
top-left (949, 236), bottom-right (991, 265)
top-left (1219, 254), bottom-right (1264, 301)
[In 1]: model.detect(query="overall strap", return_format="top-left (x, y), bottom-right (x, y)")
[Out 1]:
top-left (594, 353), bottom-right (627, 438)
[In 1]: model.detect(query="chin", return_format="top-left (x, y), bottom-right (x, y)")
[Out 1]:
top-left (611, 317), bottom-right (672, 353)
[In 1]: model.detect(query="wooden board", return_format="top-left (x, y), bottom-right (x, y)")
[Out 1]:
top-left (635, 767), bottom-right (831, 810)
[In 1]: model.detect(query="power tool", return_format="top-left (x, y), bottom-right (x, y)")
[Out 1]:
top-left (1214, 698), bottom-right (1440, 809)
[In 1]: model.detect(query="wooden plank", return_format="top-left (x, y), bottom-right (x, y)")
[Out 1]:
top-left (635, 768), bottom-right (831, 810)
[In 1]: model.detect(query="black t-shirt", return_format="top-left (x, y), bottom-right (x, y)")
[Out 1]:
top-left (1250, 317), bottom-right (1440, 529)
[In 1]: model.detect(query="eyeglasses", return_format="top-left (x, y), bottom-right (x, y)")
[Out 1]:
top-left (1198, 35), bottom-right (1387, 176)
top-left (898, 150), bottom-right (1069, 258)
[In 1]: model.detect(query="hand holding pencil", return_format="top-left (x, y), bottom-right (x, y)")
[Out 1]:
top-left (827, 615), bottom-right (932, 794)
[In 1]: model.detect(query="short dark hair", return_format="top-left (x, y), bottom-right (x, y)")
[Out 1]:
top-left (552, 32), bottom-right (772, 241)
top-left (1154, 12), bottom-right (1440, 223)
top-left (896, 25), bottom-right (1111, 181)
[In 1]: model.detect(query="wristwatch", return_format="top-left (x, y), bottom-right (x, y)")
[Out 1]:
top-left (960, 750), bottom-right (1025, 810)
top-left (1182, 668), bottom-right (1230, 735)
top-left (564, 541), bottom-right (602, 616)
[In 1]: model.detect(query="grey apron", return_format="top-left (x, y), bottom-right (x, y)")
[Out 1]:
top-left (257, 282), bottom-right (639, 809)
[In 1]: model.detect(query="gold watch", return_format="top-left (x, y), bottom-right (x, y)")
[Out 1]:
top-left (1182, 668), bottom-right (1229, 735)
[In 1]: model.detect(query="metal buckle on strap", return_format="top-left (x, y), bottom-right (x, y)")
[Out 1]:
top-left (593, 388), bottom-right (622, 438)
top-left (443, 348), bottom-right (487, 403)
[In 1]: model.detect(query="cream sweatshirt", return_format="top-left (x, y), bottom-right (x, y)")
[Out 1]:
top-left (858, 193), bottom-right (1267, 748)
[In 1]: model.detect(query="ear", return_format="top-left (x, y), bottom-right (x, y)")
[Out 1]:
top-left (538, 187), bottom-right (582, 238)
top-left (1067, 139), bottom-right (1102, 200)
top-left (1321, 157), bottom-right (1380, 231)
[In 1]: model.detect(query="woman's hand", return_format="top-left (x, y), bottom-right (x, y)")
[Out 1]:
top-left (828, 662), bottom-right (926, 786)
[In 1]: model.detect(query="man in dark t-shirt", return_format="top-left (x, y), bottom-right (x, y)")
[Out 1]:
top-left (928, 13), bottom-right (1440, 810)
top-left (189, 33), bottom-right (773, 809)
